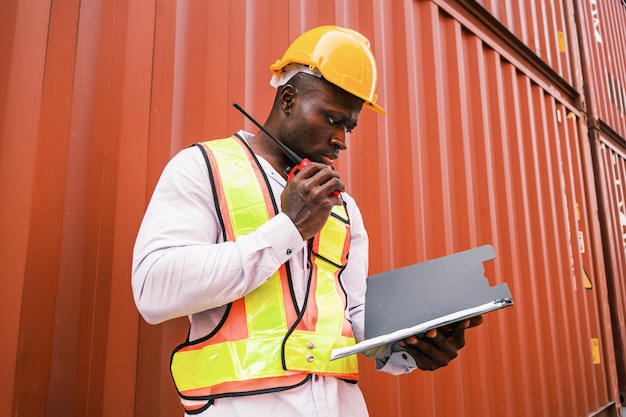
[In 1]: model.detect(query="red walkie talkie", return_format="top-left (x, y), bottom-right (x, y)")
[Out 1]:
top-left (233, 102), bottom-right (340, 197)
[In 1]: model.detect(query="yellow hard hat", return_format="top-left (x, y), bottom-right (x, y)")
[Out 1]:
top-left (270, 25), bottom-right (386, 115)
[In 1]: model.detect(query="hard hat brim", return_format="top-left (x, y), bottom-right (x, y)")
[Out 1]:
top-left (365, 101), bottom-right (386, 115)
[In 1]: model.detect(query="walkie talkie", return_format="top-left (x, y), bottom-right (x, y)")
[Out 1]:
top-left (233, 102), bottom-right (340, 196)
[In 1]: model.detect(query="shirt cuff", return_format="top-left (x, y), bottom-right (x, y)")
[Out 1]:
top-left (256, 212), bottom-right (305, 264)
top-left (374, 342), bottom-right (418, 375)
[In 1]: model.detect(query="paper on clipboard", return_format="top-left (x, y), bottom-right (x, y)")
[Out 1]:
top-left (330, 245), bottom-right (514, 360)
top-left (331, 298), bottom-right (512, 360)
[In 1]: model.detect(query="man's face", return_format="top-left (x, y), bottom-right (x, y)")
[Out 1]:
top-left (280, 78), bottom-right (364, 165)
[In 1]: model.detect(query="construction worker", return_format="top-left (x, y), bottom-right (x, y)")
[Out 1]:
top-left (132, 25), bottom-right (481, 416)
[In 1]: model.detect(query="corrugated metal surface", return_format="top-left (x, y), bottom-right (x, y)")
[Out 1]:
top-left (455, 0), bottom-right (578, 87)
top-left (592, 133), bottom-right (626, 397)
top-left (353, 1), bottom-right (615, 415)
top-left (576, 0), bottom-right (626, 396)
top-left (0, 0), bottom-right (621, 416)
top-left (577, 0), bottom-right (626, 139)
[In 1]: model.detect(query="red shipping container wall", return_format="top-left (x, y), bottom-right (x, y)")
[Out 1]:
top-left (592, 133), bottom-right (626, 397)
top-left (0, 0), bottom-right (622, 416)
top-left (577, 0), bottom-right (626, 398)
top-left (459, 0), bottom-right (578, 88)
top-left (577, 0), bottom-right (626, 139)
top-left (353, 1), bottom-right (615, 415)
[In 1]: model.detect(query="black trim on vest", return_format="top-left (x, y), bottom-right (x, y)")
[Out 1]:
top-left (184, 399), bottom-right (214, 415)
top-left (194, 143), bottom-right (227, 242)
top-left (335, 199), bottom-right (352, 321)
top-left (330, 209), bottom-right (349, 224)
top-left (280, 238), bottom-right (315, 370)
top-left (187, 143), bottom-right (235, 340)
top-left (310, 252), bottom-right (345, 270)
top-left (233, 133), bottom-right (280, 215)
top-left (169, 304), bottom-right (234, 396)
top-left (171, 303), bottom-right (232, 357)
top-left (180, 374), bottom-right (312, 404)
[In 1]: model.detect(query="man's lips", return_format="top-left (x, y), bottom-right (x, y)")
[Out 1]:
top-left (322, 154), bottom-right (337, 165)
top-left (322, 148), bottom-right (341, 165)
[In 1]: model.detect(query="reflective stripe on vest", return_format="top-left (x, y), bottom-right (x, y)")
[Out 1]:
top-left (170, 136), bottom-right (358, 404)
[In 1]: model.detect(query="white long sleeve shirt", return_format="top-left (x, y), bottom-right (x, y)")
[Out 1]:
top-left (132, 131), bottom-right (416, 417)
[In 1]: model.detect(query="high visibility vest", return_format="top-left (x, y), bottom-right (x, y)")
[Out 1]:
top-left (170, 136), bottom-right (358, 411)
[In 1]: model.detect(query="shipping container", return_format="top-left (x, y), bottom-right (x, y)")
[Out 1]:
top-left (0, 0), bottom-right (622, 416)
top-left (352, 1), bottom-right (616, 415)
top-left (575, 0), bottom-right (626, 399)
top-left (576, 0), bottom-right (626, 139)
top-left (590, 130), bottom-right (626, 399)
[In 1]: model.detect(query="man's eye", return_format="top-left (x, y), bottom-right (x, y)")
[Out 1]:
top-left (328, 116), bottom-right (354, 133)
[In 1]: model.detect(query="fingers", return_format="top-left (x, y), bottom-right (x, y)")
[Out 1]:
top-left (281, 162), bottom-right (345, 240)
top-left (468, 315), bottom-right (484, 328)
top-left (398, 331), bottom-right (459, 371)
top-left (295, 162), bottom-right (345, 197)
top-left (449, 320), bottom-right (470, 349)
top-left (397, 317), bottom-right (482, 371)
top-left (446, 316), bottom-right (483, 350)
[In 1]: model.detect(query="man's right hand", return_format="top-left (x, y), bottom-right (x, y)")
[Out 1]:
top-left (281, 162), bottom-right (345, 240)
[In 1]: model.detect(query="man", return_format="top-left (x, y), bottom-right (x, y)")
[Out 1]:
top-left (132, 25), bottom-right (481, 416)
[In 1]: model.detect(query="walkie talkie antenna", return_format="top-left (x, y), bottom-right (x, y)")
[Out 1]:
top-left (233, 102), bottom-right (339, 197)
top-left (232, 102), bottom-right (301, 165)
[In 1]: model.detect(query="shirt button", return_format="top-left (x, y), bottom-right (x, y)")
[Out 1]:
top-left (314, 375), bottom-right (319, 382)
top-left (286, 248), bottom-right (292, 255)
top-left (306, 354), bottom-right (314, 362)
top-left (307, 341), bottom-right (315, 349)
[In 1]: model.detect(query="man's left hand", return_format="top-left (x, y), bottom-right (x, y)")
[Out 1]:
top-left (397, 315), bottom-right (483, 371)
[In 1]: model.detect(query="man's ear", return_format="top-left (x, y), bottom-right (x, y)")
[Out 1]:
top-left (279, 84), bottom-right (296, 113)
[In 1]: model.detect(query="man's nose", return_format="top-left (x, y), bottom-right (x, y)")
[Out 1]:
top-left (331, 131), bottom-right (347, 151)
